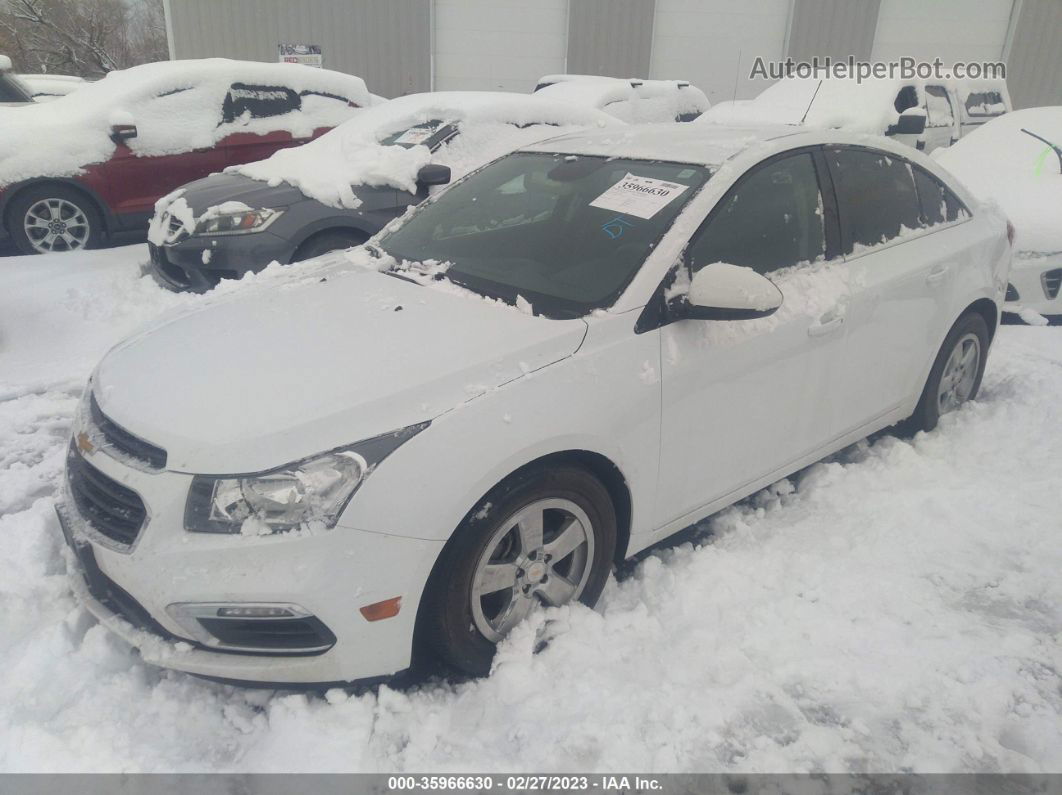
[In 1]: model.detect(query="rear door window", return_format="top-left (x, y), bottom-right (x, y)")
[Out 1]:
top-left (686, 152), bottom-right (826, 275)
top-left (826, 148), bottom-right (922, 253)
top-left (964, 91), bottom-right (1006, 118)
top-left (912, 166), bottom-right (969, 226)
top-left (221, 83), bottom-right (301, 124)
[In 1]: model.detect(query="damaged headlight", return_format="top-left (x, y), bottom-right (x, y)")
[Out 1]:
top-left (195, 208), bottom-right (283, 236)
top-left (184, 423), bottom-right (428, 534)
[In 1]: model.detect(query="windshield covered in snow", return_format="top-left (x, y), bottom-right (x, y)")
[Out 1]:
top-left (378, 152), bottom-right (709, 317)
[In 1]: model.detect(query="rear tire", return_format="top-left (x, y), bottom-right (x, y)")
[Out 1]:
top-left (8, 184), bottom-right (104, 255)
top-left (899, 312), bottom-right (989, 435)
top-left (291, 230), bottom-right (366, 262)
top-left (417, 465), bottom-right (617, 676)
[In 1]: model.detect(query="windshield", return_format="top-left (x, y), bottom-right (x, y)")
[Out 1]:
top-left (0, 72), bottom-right (33, 103)
top-left (378, 152), bottom-right (710, 317)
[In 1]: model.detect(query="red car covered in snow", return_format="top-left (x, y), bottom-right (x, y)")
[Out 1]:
top-left (0, 58), bottom-right (370, 254)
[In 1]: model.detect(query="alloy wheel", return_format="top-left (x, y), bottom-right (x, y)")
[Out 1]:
top-left (470, 497), bottom-right (595, 642)
top-left (936, 332), bottom-right (981, 415)
top-left (23, 198), bottom-right (91, 253)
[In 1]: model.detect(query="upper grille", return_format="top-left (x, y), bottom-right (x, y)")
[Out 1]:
top-left (1042, 268), bottom-right (1062, 300)
top-left (66, 443), bottom-right (147, 548)
top-left (90, 393), bottom-right (167, 469)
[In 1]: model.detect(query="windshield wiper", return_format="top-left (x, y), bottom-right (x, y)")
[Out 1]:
top-left (1020, 128), bottom-right (1062, 174)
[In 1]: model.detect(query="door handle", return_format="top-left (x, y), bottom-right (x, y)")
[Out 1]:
top-left (926, 265), bottom-right (950, 285)
top-left (808, 316), bottom-right (845, 337)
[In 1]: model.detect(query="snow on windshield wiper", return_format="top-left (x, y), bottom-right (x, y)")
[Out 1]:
top-left (1020, 128), bottom-right (1062, 174)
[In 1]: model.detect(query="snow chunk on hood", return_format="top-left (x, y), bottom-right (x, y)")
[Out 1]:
top-left (0, 59), bottom-right (369, 187)
top-left (231, 91), bottom-right (622, 209)
top-left (935, 107), bottom-right (1062, 254)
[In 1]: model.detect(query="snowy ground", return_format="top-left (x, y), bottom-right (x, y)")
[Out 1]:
top-left (1, 244), bottom-right (1060, 773)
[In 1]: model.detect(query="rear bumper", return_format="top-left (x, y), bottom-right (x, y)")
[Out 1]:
top-left (149, 232), bottom-right (292, 292)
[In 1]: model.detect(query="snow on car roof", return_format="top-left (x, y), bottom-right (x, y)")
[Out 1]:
top-left (935, 107), bottom-right (1062, 253)
top-left (0, 58), bottom-right (370, 187)
top-left (231, 90), bottom-right (622, 208)
top-left (522, 122), bottom-right (802, 166)
top-left (535, 77), bottom-right (710, 123)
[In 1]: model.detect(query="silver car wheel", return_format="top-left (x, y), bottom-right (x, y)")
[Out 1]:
top-left (937, 332), bottom-right (981, 415)
top-left (470, 497), bottom-right (595, 643)
top-left (24, 198), bottom-right (91, 253)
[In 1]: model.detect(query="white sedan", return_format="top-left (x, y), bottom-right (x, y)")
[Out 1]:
top-left (936, 107), bottom-right (1062, 322)
top-left (59, 124), bottom-right (1010, 685)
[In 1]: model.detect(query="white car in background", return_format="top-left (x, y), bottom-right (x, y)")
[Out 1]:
top-left (937, 107), bottom-right (1062, 323)
top-left (58, 123), bottom-right (1008, 685)
top-left (703, 76), bottom-right (1011, 153)
top-left (534, 74), bottom-right (710, 122)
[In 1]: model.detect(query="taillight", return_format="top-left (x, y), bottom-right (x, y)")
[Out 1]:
top-left (1006, 220), bottom-right (1016, 247)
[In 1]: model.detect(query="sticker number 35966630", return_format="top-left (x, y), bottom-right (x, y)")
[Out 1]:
top-left (589, 173), bottom-right (689, 220)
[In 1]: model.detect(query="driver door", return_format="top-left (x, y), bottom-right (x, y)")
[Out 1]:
top-left (654, 149), bottom-right (847, 529)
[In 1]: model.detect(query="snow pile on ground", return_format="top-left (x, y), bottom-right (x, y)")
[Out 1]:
top-left (935, 108), bottom-right (1062, 254)
top-left (232, 91), bottom-right (621, 209)
top-left (1, 245), bottom-right (1061, 772)
top-left (0, 59), bottom-right (369, 187)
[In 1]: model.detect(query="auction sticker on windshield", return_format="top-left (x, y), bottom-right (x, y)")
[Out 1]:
top-left (589, 173), bottom-right (690, 219)
top-left (394, 127), bottom-right (436, 145)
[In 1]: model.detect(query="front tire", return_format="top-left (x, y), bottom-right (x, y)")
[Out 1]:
top-left (8, 185), bottom-right (103, 255)
top-left (901, 312), bottom-right (989, 434)
top-left (418, 466), bottom-right (617, 676)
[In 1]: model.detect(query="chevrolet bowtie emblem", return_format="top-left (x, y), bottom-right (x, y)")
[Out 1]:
top-left (76, 432), bottom-right (95, 455)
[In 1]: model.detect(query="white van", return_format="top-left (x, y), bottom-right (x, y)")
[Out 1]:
top-left (702, 76), bottom-right (1011, 153)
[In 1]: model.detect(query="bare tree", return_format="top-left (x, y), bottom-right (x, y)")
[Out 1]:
top-left (0, 0), bottom-right (167, 77)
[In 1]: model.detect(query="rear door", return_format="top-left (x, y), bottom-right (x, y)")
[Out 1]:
top-left (824, 147), bottom-right (965, 435)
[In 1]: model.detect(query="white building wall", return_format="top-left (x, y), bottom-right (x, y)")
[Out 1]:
top-left (648, 0), bottom-right (792, 103)
top-left (871, 0), bottom-right (1014, 64)
top-left (432, 0), bottom-right (569, 92)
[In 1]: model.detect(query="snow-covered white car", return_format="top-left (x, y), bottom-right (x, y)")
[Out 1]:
top-left (147, 91), bottom-right (620, 292)
top-left (703, 77), bottom-right (1011, 153)
top-left (534, 74), bottom-right (709, 122)
top-left (936, 107), bottom-right (1062, 322)
top-left (18, 72), bottom-right (87, 102)
top-left (0, 58), bottom-right (370, 254)
top-left (58, 123), bottom-right (1009, 685)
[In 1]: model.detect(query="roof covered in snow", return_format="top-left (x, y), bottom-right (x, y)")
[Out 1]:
top-left (535, 76), bottom-right (710, 123)
top-left (0, 58), bottom-right (370, 188)
top-left (522, 122), bottom-right (803, 166)
top-left (935, 107), bottom-right (1062, 253)
top-left (231, 90), bottom-right (622, 208)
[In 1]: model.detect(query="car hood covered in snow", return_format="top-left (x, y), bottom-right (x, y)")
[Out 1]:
top-left (935, 107), bottom-right (1062, 254)
top-left (92, 264), bottom-right (587, 473)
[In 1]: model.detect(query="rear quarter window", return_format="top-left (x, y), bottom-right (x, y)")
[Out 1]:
top-left (912, 166), bottom-right (969, 226)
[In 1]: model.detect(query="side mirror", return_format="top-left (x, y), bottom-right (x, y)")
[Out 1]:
top-left (887, 109), bottom-right (926, 136)
top-left (110, 123), bottom-right (138, 143)
top-left (682, 262), bottom-right (783, 321)
top-left (416, 163), bottom-right (451, 187)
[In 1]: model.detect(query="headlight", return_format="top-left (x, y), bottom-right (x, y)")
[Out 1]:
top-left (194, 207), bottom-right (284, 236)
top-left (184, 422), bottom-right (428, 534)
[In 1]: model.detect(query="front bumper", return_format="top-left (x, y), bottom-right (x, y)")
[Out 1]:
top-left (57, 438), bottom-right (444, 685)
top-left (149, 231), bottom-right (293, 293)
top-left (1002, 252), bottom-right (1062, 318)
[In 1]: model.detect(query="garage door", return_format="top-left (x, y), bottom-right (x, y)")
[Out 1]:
top-left (432, 0), bottom-right (568, 92)
top-left (872, 0), bottom-right (1014, 64)
top-left (649, 0), bottom-right (790, 104)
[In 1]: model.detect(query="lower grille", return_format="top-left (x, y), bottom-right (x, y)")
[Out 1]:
top-left (66, 443), bottom-right (147, 547)
top-left (1005, 283), bottom-right (1019, 302)
top-left (1042, 269), bottom-right (1062, 300)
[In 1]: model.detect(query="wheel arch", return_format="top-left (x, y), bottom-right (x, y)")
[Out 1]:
top-left (962, 297), bottom-right (999, 343)
top-left (1, 178), bottom-right (112, 236)
top-left (288, 219), bottom-right (374, 260)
